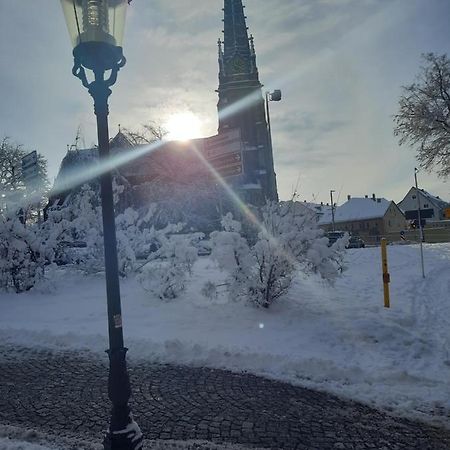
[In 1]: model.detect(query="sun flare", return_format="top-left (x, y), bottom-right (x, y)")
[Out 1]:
top-left (164, 111), bottom-right (203, 141)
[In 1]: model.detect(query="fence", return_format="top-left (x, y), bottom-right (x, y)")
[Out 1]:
top-left (364, 227), bottom-right (450, 246)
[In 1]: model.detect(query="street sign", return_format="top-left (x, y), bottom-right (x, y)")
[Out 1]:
top-left (216, 164), bottom-right (243, 178)
top-left (204, 129), bottom-right (242, 159)
top-left (203, 129), bottom-right (243, 179)
top-left (21, 151), bottom-right (39, 185)
top-left (22, 150), bottom-right (37, 169)
top-left (209, 151), bottom-right (241, 167)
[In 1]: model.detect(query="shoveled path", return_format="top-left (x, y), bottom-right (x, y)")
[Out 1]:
top-left (0, 345), bottom-right (449, 450)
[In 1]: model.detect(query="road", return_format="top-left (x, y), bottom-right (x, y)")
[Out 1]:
top-left (0, 346), bottom-right (449, 449)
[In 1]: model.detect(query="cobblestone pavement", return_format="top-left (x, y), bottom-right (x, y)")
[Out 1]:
top-left (1, 346), bottom-right (449, 450)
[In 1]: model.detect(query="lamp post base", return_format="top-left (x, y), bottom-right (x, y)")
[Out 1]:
top-left (103, 349), bottom-right (143, 450)
top-left (103, 419), bottom-right (143, 450)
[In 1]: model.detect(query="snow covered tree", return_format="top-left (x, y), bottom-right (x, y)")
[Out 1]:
top-left (0, 137), bottom-right (48, 197)
top-left (394, 53), bottom-right (450, 177)
top-left (0, 209), bottom-right (54, 293)
top-left (137, 230), bottom-right (200, 301)
top-left (133, 180), bottom-right (225, 233)
top-left (211, 202), bottom-right (347, 308)
top-left (0, 137), bottom-right (49, 222)
top-left (44, 184), bottom-right (104, 271)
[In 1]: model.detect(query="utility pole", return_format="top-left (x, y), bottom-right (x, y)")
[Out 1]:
top-left (330, 190), bottom-right (336, 232)
top-left (414, 168), bottom-right (425, 279)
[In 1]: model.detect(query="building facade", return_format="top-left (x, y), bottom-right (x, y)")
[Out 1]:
top-left (318, 196), bottom-right (406, 244)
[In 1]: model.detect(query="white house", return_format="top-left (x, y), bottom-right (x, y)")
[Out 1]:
top-left (398, 187), bottom-right (450, 222)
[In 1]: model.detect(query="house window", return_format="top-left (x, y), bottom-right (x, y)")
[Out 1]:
top-left (412, 195), bottom-right (416, 199)
top-left (423, 203), bottom-right (428, 208)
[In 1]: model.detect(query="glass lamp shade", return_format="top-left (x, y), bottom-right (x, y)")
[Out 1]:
top-left (61, 0), bottom-right (128, 70)
top-left (61, 0), bottom-right (127, 48)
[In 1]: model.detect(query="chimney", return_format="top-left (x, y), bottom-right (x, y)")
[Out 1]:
top-left (372, 193), bottom-right (376, 201)
top-left (365, 195), bottom-right (368, 199)
top-left (347, 195), bottom-right (351, 201)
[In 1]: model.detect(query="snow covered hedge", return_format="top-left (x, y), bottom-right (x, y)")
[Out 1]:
top-left (211, 201), bottom-right (347, 308)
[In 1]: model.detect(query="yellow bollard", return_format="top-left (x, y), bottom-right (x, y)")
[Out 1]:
top-left (381, 238), bottom-right (390, 308)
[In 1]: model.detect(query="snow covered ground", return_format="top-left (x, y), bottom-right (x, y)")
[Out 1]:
top-left (1, 243), bottom-right (449, 426)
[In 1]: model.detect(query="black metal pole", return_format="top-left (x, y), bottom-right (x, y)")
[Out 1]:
top-left (330, 190), bottom-right (336, 232)
top-left (414, 169), bottom-right (426, 279)
top-left (265, 92), bottom-right (279, 203)
top-left (86, 69), bottom-right (143, 450)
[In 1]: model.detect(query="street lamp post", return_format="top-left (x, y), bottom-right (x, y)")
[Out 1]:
top-left (330, 190), bottom-right (336, 232)
top-left (265, 90), bottom-right (282, 202)
top-left (60, 1), bottom-right (143, 449)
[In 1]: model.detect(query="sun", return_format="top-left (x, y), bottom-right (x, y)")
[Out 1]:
top-left (164, 111), bottom-right (203, 141)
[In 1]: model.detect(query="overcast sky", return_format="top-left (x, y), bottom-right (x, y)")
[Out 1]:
top-left (0, 0), bottom-right (449, 204)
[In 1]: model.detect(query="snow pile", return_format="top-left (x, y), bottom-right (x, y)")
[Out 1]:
top-left (0, 244), bottom-right (450, 425)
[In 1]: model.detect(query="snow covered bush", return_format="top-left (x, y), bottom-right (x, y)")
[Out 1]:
top-left (0, 209), bottom-right (54, 293)
top-left (46, 184), bottom-right (146, 275)
top-left (137, 231), bottom-right (200, 301)
top-left (201, 281), bottom-right (219, 301)
top-left (211, 202), bottom-right (347, 308)
top-left (44, 184), bottom-right (104, 272)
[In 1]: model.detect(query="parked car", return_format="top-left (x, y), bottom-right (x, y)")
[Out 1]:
top-left (325, 231), bottom-right (346, 246)
top-left (347, 236), bottom-right (365, 249)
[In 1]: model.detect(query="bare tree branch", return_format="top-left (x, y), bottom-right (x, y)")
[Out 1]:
top-left (394, 53), bottom-right (450, 178)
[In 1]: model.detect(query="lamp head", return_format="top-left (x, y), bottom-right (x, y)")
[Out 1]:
top-left (270, 90), bottom-right (282, 102)
top-left (60, 0), bottom-right (128, 71)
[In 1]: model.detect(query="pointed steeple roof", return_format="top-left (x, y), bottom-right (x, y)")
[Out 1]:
top-left (219, 0), bottom-right (259, 83)
top-left (223, 0), bottom-right (251, 61)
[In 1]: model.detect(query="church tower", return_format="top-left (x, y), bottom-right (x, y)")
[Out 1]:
top-left (217, 0), bottom-right (278, 204)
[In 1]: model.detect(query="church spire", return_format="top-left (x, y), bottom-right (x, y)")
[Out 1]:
top-left (219, 0), bottom-right (259, 82)
top-left (223, 0), bottom-right (251, 61)
top-left (217, 1), bottom-right (278, 204)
